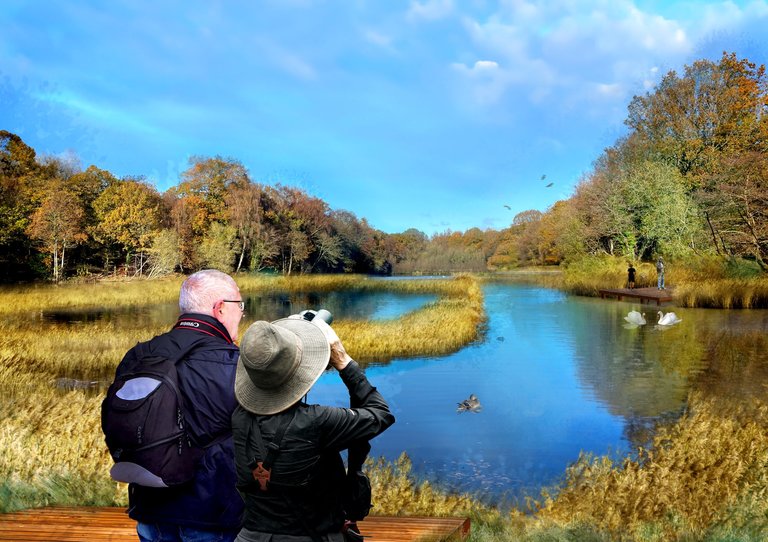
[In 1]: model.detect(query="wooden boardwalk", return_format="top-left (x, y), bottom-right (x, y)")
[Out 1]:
top-left (0, 507), bottom-right (470, 542)
top-left (598, 286), bottom-right (673, 306)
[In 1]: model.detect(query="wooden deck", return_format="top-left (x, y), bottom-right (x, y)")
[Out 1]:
top-left (0, 507), bottom-right (470, 542)
top-left (598, 286), bottom-right (673, 305)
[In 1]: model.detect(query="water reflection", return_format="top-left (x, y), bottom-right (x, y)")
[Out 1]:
top-left (37, 290), bottom-right (436, 327)
top-left (311, 281), bottom-right (768, 504)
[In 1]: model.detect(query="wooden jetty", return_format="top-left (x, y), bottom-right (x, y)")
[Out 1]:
top-left (598, 286), bottom-right (674, 306)
top-left (0, 507), bottom-right (470, 542)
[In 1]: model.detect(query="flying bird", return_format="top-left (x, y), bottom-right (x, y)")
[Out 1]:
top-left (545, 182), bottom-right (554, 187)
top-left (540, 174), bottom-right (546, 180)
top-left (503, 204), bottom-right (511, 210)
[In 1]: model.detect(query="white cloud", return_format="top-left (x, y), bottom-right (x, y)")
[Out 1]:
top-left (256, 41), bottom-right (317, 81)
top-left (472, 60), bottom-right (499, 71)
top-left (596, 82), bottom-right (623, 98)
top-left (407, 0), bottom-right (454, 22)
top-left (449, 0), bottom-right (716, 112)
top-left (363, 29), bottom-right (394, 49)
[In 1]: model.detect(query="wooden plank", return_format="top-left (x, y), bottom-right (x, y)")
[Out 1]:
top-left (0, 507), bottom-right (470, 542)
top-left (597, 287), bottom-right (673, 306)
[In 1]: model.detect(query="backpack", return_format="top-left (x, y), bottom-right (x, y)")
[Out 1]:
top-left (101, 341), bottom-right (205, 487)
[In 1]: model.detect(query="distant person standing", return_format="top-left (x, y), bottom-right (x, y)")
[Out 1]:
top-left (656, 257), bottom-right (665, 290)
top-left (627, 263), bottom-right (636, 289)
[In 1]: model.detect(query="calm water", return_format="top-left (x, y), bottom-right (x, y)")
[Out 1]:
top-left (40, 290), bottom-right (436, 326)
top-left (310, 281), bottom-right (768, 504)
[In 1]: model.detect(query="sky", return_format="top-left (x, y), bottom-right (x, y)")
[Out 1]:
top-left (2, 1), bottom-right (767, 235)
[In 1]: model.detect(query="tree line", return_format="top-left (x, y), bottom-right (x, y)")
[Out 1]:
top-left (490, 52), bottom-right (768, 271)
top-left (1, 52), bottom-right (766, 283)
top-left (0, 137), bottom-right (434, 281)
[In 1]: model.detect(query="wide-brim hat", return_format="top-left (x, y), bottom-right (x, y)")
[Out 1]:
top-left (235, 317), bottom-right (331, 415)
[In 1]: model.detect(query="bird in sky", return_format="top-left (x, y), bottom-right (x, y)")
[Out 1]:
top-left (540, 174), bottom-right (546, 180)
top-left (503, 204), bottom-right (511, 210)
top-left (545, 182), bottom-right (554, 187)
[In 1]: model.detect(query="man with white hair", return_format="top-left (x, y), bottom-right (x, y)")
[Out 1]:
top-left (110, 269), bottom-right (245, 542)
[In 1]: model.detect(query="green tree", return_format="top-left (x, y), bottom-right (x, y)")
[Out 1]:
top-left (199, 222), bottom-right (238, 273)
top-left (146, 229), bottom-right (182, 278)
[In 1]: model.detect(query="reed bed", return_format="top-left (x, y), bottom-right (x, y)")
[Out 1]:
top-left (533, 392), bottom-right (768, 541)
top-left (0, 273), bottom-right (486, 512)
top-left (0, 273), bottom-right (470, 315)
top-left (0, 276), bottom-right (184, 314)
top-left (333, 275), bottom-right (485, 361)
top-left (559, 255), bottom-right (768, 308)
top-left (4, 272), bottom-right (767, 541)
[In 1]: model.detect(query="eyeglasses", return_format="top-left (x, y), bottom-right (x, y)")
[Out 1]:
top-left (221, 300), bottom-right (245, 312)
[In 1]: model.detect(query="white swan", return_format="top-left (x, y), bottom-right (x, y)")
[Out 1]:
top-left (657, 311), bottom-right (682, 325)
top-left (624, 310), bottom-right (646, 325)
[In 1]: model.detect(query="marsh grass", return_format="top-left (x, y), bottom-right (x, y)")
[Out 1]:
top-left (533, 392), bottom-right (768, 541)
top-left (4, 272), bottom-right (768, 542)
top-left (0, 273), bottom-right (470, 315)
top-left (0, 273), bottom-right (486, 513)
top-left (560, 255), bottom-right (768, 308)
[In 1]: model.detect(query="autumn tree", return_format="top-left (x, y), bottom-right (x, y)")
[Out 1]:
top-left (0, 131), bottom-right (40, 279)
top-left (166, 156), bottom-right (249, 271)
top-left (94, 178), bottom-right (166, 275)
top-left (224, 179), bottom-right (263, 272)
top-left (700, 151), bottom-right (768, 268)
top-left (26, 180), bottom-right (87, 282)
top-left (146, 229), bottom-right (182, 278)
top-left (626, 52), bottom-right (767, 183)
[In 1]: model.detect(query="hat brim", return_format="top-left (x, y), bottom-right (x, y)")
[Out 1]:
top-left (235, 317), bottom-right (331, 415)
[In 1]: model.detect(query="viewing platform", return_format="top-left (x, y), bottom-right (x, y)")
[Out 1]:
top-left (0, 507), bottom-right (471, 542)
top-left (598, 286), bottom-right (674, 305)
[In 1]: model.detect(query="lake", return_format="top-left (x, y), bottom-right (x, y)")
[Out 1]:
top-left (309, 281), bottom-right (768, 505)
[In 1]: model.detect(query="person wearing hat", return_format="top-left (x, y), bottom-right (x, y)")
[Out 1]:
top-left (232, 315), bottom-right (395, 542)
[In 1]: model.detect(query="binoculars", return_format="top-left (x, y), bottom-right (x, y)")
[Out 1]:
top-left (299, 309), bottom-right (333, 325)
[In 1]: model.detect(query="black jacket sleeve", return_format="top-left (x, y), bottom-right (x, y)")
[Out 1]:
top-left (316, 360), bottom-right (395, 451)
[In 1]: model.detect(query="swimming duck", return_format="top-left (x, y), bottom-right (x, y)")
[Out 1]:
top-left (457, 394), bottom-right (482, 413)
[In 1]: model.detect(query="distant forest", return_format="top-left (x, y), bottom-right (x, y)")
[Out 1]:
top-left (1, 52), bottom-right (766, 283)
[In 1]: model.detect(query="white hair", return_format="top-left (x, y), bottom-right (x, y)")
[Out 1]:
top-left (179, 269), bottom-right (239, 315)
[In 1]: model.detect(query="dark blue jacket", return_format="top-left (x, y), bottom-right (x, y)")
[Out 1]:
top-left (116, 313), bottom-right (244, 531)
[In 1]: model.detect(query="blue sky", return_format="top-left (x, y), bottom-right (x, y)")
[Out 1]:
top-left (2, 1), bottom-right (767, 235)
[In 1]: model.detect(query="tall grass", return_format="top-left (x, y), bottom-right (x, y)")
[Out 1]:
top-left (533, 392), bottom-right (768, 541)
top-left (3, 272), bottom-right (768, 542)
top-left (0, 273), bottom-right (486, 513)
top-left (0, 273), bottom-right (473, 315)
top-left (560, 255), bottom-right (768, 308)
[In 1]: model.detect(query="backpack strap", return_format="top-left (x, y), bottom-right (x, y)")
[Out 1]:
top-left (246, 408), bottom-right (297, 491)
top-left (134, 339), bottom-right (233, 446)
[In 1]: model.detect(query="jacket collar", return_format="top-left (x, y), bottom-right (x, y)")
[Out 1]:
top-left (174, 313), bottom-right (234, 344)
